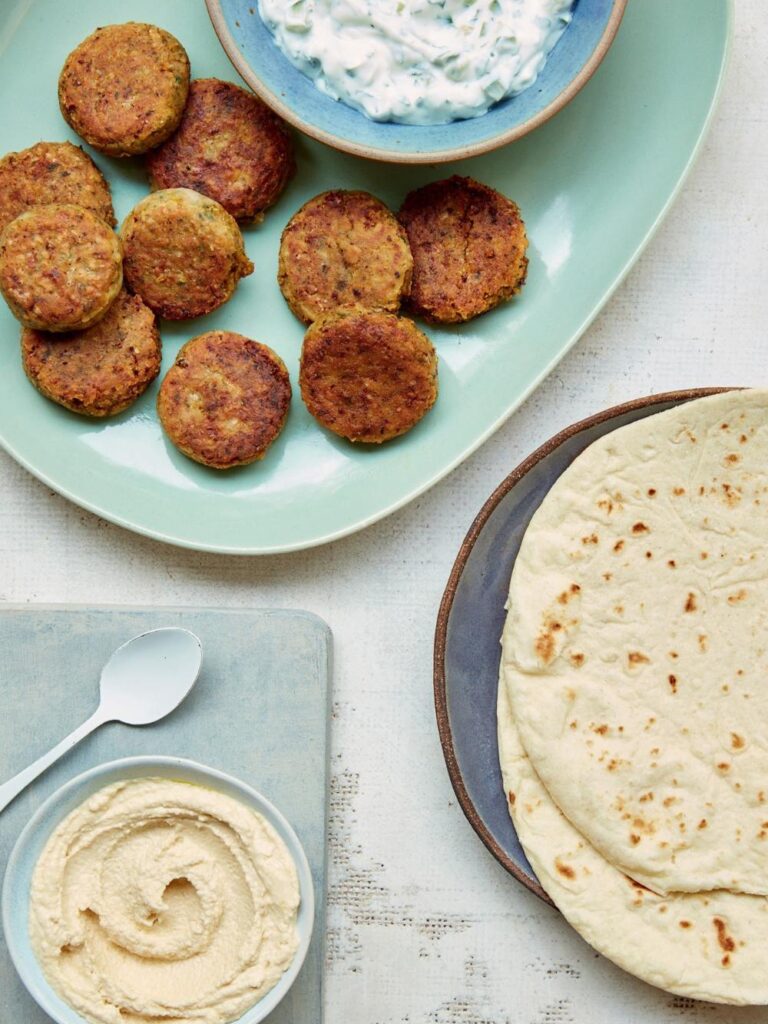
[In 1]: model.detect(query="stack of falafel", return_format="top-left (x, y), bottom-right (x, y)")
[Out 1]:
top-left (0, 20), bottom-right (529, 471)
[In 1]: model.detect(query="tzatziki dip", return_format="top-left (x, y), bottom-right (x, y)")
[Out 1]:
top-left (258, 0), bottom-right (575, 125)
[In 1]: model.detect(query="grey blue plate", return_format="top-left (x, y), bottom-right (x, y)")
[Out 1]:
top-left (433, 388), bottom-right (730, 904)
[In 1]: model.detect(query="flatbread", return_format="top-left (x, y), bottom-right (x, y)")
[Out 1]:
top-left (497, 677), bottom-right (768, 1005)
top-left (502, 390), bottom-right (768, 895)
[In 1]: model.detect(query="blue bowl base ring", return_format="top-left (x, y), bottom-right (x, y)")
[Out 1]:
top-left (433, 388), bottom-right (733, 904)
top-left (205, 0), bottom-right (627, 163)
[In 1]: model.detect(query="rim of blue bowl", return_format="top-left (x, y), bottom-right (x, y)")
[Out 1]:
top-left (205, 0), bottom-right (628, 164)
top-left (2, 755), bottom-right (315, 1024)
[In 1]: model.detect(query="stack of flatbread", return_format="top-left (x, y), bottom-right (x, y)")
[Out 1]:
top-left (498, 389), bottom-right (768, 1004)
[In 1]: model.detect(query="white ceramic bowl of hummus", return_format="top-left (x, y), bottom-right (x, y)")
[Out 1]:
top-left (2, 756), bottom-right (315, 1024)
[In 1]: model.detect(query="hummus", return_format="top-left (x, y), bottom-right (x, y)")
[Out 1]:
top-left (29, 778), bottom-right (300, 1024)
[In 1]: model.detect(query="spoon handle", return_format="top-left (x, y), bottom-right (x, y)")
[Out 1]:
top-left (0, 710), bottom-right (106, 813)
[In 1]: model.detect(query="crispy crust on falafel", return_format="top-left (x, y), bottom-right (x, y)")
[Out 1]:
top-left (278, 190), bottom-right (413, 325)
top-left (147, 78), bottom-right (295, 222)
top-left (21, 289), bottom-right (161, 417)
top-left (398, 175), bottom-right (528, 324)
top-left (0, 141), bottom-right (115, 235)
top-left (299, 309), bottom-right (437, 443)
top-left (121, 188), bottom-right (253, 320)
top-left (157, 330), bottom-right (291, 468)
top-left (0, 203), bottom-right (123, 332)
top-left (58, 22), bottom-right (190, 157)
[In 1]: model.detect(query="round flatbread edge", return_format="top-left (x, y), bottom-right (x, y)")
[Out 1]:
top-left (497, 673), bottom-right (768, 1005)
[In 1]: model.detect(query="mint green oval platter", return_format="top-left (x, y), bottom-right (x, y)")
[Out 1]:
top-left (0, 0), bottom-right (731, 555)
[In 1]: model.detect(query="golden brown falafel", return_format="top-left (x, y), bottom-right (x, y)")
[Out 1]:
top-left (58, 23), bottom-right (190, 157)
top-left (0, 141), bottom-right (115, 236)
top-left (300, 309), bottom-right (437, 443)
top-left (146, 78), bottom-right (295, 222)
top-left (157, 330), bottom-right (291, 468)
top-left (0, 204), bottom-right (123, 332)
top-left (21, 289), bottom-right (161, 417)
top-left (398, 175), bottom-right (528, 324)
top-left (278, 190), bottom-right (413, 325)
top-left (121, 188), bottom-right (253, 320)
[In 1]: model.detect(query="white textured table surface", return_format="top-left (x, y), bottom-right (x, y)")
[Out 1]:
top-left (1, 7), bottom-right (766, 1024)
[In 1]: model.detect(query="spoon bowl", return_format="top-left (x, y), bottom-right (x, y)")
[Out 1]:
top-left (100, 628), bottom-right (203, 725)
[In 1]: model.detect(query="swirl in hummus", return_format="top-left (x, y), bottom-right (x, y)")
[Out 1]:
top-left (29, 778), bottom-right (300, 1024)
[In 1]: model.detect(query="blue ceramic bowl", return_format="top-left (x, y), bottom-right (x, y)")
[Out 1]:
top-left (2, 756), bottom-right (315, 1024)
top-left (206, 0), bottom-right (627, 163)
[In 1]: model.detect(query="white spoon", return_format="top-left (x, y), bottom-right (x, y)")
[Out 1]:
top-left (0, 627), bottom-right (203, 813)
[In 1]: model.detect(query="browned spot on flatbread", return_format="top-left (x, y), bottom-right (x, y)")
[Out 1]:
top-left (673, 487), bottom-right (686, 496)
top-left (731, 733), bottom-right (745, 750)
top-left (629, 833), bottom-right (641, 845)
top-left (667, 560), bottom-right (676, 568)
top-left (698, 819), bottom-right (708, 830)
top-left (631, 522), bottom-right (649, 534)
top-left (713, 918), bottom-right (735, 953)
top-left (717, 762), bottom-right (731, 773)
top-left (613, 539), bottom-right (625, 553)
top-left (534, 630), bottom-right (555, 665)
top-left (647, 488), bottom-right (656, 496)
top-left (725, 453), bottom-right (740, 465)
top-left (668, 674), bottom-right (677, 693)
top-left (684, 592), bottom-right (697, 613)
top-left (728, 589), bottom-right (748, 605)
top-left (508, 791), bottom-right (516, 806)
top-left (679, 920), bottom-right (692, 929)
top-left (554, 858), bottom-right (575, 880)
top-left (628, 651), bottom-right (650, 666)
top-left (721, 483), bottom-right (741, 507)
top-left (569, 652), bottom-right (585, 668)
top-left (581, 533), bottom-right (599, 545)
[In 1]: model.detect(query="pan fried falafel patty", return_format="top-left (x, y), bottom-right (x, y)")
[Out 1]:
top-left (278, 190), bottom-right (413, 325)
top-left (21, 289), bottom-right (161, 417)
top-left (158, 331), bottom-right (291, 468)
top-left (0, 141), bottom-right (115, 235)
top-left (300, 309), bottom-right (437, 443)
top-left (0, 204), bottom-right (123, 332)
top-left (121, 188), bottom-right (253, 320)
top-left (399, 175), bottom-right (528, 324)
top-left (58, 22), bottom-right (190, 157)
top-left (147, 78), bottom-right (295, 222)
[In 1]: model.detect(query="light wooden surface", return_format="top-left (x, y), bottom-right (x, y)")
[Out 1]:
top-left (1, 6), bottom-right (765, 1022)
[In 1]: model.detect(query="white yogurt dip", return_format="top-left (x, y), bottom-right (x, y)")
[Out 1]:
top-left (258, 0), bottom-right (575, 125)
